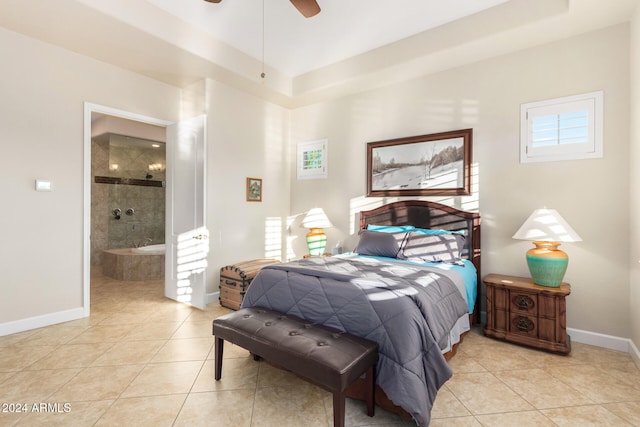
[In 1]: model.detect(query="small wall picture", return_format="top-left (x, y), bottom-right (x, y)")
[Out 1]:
top-left (246, 177), bottom-right (262, 202)
top-left (297, 139), bottom-right (328, 180)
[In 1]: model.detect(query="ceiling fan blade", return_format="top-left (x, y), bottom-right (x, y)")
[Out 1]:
top-left (290, 0), bottom-right (320, 18)
top-left (203, 0), bottom-right (222, 3)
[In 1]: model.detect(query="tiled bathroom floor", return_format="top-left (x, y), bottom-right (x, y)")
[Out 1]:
top-left (1, 272), bottom-right (639, 426)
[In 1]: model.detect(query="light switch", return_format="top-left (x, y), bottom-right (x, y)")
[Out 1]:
top-left (35, 179), bottom-right (52, 192)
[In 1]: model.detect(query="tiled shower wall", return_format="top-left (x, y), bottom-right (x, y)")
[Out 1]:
top-left (91, 135), bottom-right (166, 266)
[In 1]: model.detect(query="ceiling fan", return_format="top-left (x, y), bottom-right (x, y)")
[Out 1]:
top-left (203, 0), bottom-right (321, 18)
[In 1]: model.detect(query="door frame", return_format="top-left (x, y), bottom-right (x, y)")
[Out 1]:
top-left (82, 102), bottom-right (172, 316)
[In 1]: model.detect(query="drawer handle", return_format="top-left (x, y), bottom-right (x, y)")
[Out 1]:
top-left (515, 316), bottom-right (534, 332)
top-left (514, 295), bottom-right (534, 310)
top-left (224, 280), bottom-right (237, 287)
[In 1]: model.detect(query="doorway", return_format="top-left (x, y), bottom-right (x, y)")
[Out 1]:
top-left (83, 103), bottom-right (209, 314)
top-left (83, 103), bottom-right (171, 315)
top-left (90, 118), bottom-right (167, 276)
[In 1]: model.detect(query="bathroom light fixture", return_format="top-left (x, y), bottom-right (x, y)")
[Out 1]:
top-left (512, 208), bottom-right (582, 287)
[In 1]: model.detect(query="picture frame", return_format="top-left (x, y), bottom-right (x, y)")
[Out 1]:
top-left (297, 139), bottom-right (328, 180)
top-left (367, 128), bottom-right (472, 197)
top-left (246, 177), bottom-right (262, 202)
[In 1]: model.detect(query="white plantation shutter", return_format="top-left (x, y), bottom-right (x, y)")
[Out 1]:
top-left (521, 91), bottom-right (603, 163)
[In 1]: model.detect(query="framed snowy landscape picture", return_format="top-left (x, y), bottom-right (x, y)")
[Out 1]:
top-left (366, 129), bottom-right (472, 197)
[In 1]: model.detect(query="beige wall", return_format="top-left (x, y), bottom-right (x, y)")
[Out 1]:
top-left (630, 6), bottom-right (640, 356)
top-left (204, 80), bottom-right (291, 294)
top-left (0, 27), bottom-right (181, 325)
top-left (291, 24), bottom-right (632, 339)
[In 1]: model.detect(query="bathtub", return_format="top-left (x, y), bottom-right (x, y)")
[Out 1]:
top-left (133, 243), bottom-right (165, 254)
top-left (102, 244), bottom-right (165, 281)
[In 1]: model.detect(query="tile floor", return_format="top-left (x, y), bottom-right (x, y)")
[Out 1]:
top-left (1, 272), bottom-right (639, 426)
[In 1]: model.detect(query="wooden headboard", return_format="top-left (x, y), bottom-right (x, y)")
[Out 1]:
top-left (359, 200), bottom-right (481, 319)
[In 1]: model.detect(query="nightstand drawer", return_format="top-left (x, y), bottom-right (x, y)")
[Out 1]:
top-left (510, 314), bottom-right (537, 337)
top-left (510, 291), bottom-right (537, 315)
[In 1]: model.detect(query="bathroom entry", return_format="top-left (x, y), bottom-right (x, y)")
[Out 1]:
top-left (84, 103), bottom-right (209, 313)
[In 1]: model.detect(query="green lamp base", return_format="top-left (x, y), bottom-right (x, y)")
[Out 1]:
top-left (526, 241), bottom-right (568, 287)
top-left (306, 228), bottom-right (327, 256)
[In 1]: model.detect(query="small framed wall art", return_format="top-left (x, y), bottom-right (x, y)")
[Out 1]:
top-left (297, 139), bottom-right (328, 180)
top-left (246, 177), bottom-right (262, 202)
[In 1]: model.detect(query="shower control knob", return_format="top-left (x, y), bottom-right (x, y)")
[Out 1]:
top-left (126, 208), bottom-right (135, 216)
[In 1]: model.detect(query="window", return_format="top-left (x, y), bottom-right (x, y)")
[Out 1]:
top-left (520, 91), bottom-right (603, 163)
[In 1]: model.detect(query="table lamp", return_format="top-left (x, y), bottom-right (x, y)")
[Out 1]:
top-left (302, 208), bottom-right (332, 256)
top-left (512, 208), bottom-right (582, 287)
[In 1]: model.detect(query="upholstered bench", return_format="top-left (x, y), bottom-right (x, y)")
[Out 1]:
top-left (212, 307), bottom-right (378, 427)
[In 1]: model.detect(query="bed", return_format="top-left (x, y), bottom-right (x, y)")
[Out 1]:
top-left (241, 200), bottom-right (481, 426)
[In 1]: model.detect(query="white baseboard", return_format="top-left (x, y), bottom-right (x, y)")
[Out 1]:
top-left (570, 328), bottom-right (640, 370)
top-left (629, 338), bottom-right (640, 369)
top-left (0, 307), bottom-right (87, 337)
top-left (568, 327), bottom-right (640, 369)
top-left (205, 291), bottom-right (220, 306)
top-left (567, 327), bottom-right (631, 352)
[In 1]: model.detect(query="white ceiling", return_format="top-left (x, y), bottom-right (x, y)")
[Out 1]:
top-left (0, 0), bottom-right (638, 106)
top-left (146, 0), bottom-right (510, 77)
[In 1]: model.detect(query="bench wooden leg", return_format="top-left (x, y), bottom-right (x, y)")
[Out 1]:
top-left (333, 391), bottom-right (345, 427)
top-left (214, 336), bottom-right (224, 380)
top-left (366, 365), bottom-right (375, 417)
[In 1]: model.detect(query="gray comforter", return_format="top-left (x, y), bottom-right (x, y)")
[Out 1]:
top-left (240, 255), bottom-right (469, 426)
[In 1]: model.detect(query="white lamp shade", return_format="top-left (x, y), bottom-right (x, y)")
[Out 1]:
top-left (302, 208), bottom-right (332, 229)
top-left (512, 208), bottom-right (582, 242)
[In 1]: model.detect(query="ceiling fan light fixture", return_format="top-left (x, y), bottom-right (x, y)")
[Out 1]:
top-left (203, 0), bottom-right (320, 18)
top-left (289, 0), bottom-right (321, 18)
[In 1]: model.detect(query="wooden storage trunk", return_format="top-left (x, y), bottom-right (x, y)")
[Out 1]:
top-left (219, 258), bottom-right (280, 310)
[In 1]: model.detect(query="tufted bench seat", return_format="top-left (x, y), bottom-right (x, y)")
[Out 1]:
top-left (213, 307), bottom-right (378, 427)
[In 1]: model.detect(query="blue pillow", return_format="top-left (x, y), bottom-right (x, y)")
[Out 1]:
top-left (367, 224), bottom-right (415, 233)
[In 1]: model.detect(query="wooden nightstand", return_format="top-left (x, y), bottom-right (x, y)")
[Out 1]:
top-left (483, 274), bottom-right (571, 354)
